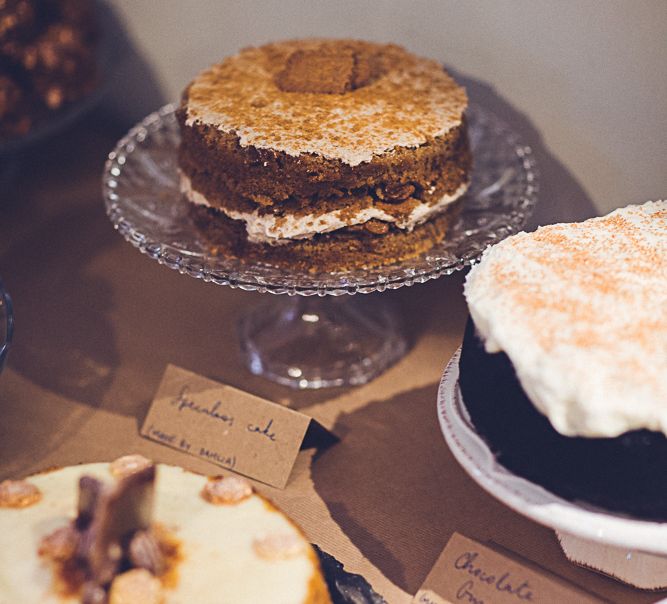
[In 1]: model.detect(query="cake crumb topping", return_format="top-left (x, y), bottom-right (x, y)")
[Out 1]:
top-left (253, 533), bottom-right (305, 561)
top-left (0, 479), bottom-right (41, 508)
top-left (38, 525), bottom-right (79, 561)
top-left (201, 475), bottom-right (253, 505)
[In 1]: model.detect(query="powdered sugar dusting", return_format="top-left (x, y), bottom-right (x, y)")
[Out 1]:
top-left (185, 39), bottom-right (467, 166)
top-left (464, 201), bottom-right (667, 438)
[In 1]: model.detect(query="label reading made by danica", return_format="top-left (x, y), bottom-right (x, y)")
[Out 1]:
top-left (413, 533), bottom-right (603, 604)
top-left (141, 364), bottom-right (332, 488)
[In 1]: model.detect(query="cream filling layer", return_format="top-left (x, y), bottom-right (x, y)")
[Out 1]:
top-left (181, 173), bottom-right (468, 244)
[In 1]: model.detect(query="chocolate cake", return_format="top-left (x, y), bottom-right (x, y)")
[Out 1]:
top-left (178, 39), bottom-right (471, 271)
top-left (460, 201), bottom-right (667, 520)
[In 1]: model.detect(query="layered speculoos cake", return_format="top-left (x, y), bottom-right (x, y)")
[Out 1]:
top-left (178, 39), bottom-right (471, 271)
top-left (460, 201), bottom-right (667, 519)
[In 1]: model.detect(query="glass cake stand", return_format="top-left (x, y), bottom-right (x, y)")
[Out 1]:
top-left (103, 103), bottom-right (538, 389)
top-left (438, 349), bottom-right (667, 590)
top-left (0, 279), bottom-right (14, 374)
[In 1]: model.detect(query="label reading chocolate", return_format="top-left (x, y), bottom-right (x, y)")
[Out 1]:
top-left (414, 533), bottom-right (603, 604)
top-left (141, 365), bottom-right (333, 488)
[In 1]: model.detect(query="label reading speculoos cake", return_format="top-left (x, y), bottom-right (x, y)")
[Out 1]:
top-left (141, 364), bottom-right (334, 488)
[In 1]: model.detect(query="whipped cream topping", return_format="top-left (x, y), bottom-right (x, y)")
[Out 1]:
top-left (464, 201), bottom-right (667, 438)
top-left (185, 39), bottom-right (467, 166)
top-left (181, 174), bottom-right (468, 244)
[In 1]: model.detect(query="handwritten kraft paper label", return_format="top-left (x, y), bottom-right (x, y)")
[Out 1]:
top-left (414, 533), bottom-right (602, 604)
top-left (141, 364), bottom-right (332, 489)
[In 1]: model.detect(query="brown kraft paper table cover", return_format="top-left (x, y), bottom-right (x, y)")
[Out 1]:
top-left (0, 109), bottom-right (661, 603)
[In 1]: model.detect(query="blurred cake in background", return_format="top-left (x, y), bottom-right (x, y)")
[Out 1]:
top-left (0, 0), bottom-right (97, 140)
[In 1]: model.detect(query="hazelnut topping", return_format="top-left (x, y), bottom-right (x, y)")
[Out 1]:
top-left (275, 43), bottom-right (379, 94)
top-left (109, 455), bottom-right (154, 479)
top-left (0, 479), bottom-right (42, 508)
top-left (253, 532), bottom-right (304, 561)
top-left (364, 219), bottom-right (390, 235)
top-left (128, 529), bottom-right (165, 576)
top-left (38, 524), bottom-right (79, 561)
top-left (201, 475), bottom-right (253, 505)
top-left (34, 465), bottom-right (183, 604)
top-left (108, 569), bottom-right (163, 604)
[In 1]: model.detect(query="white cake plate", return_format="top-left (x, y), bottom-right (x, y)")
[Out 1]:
top-left (437, 348), bottom-right (667, 591)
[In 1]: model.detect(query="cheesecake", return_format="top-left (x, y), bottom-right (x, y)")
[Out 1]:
top-left (0, 456), bottom-right (331, 603)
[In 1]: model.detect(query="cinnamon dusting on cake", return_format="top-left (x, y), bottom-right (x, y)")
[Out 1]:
top-left (484, 208), bottom-right (664, 353)
top-left (465, 201), bottom-right (667, 437)
top-left (185, 39), bottom-right (467, 166)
